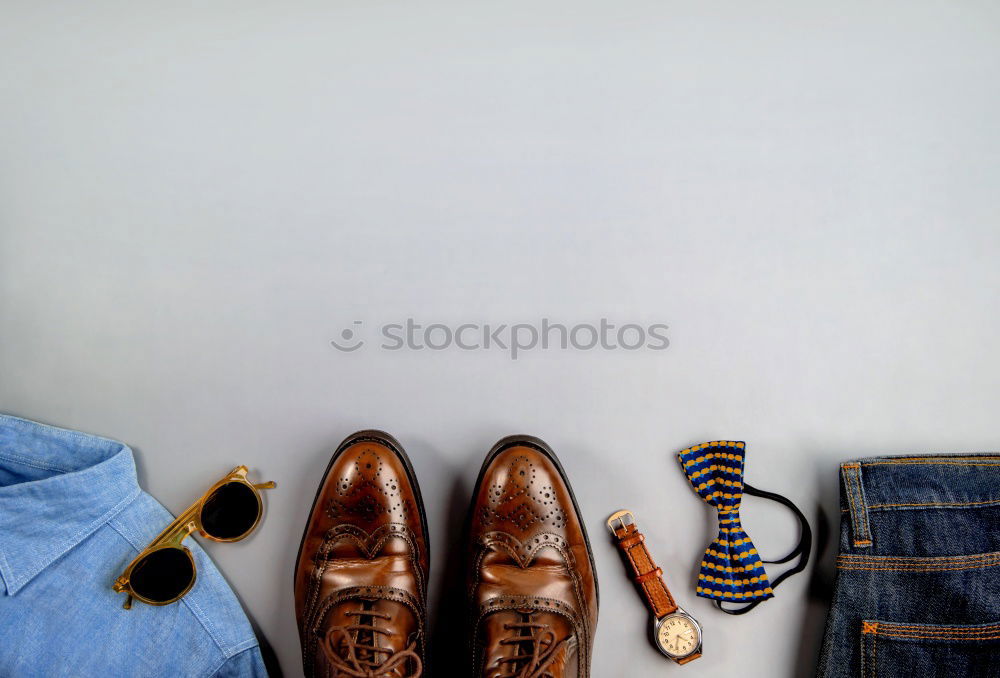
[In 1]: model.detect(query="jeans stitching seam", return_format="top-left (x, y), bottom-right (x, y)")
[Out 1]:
top-left (860, 632), bottom-right (866, 678)
top-left (837, 551), bottom-right (1000, 565)
top-left (861, 461), bottom-right (1000, 467)
top-left (837, 562), bottom-right (1000, 572)
top-left (842, 465), bottom-right (860, 543)
top-left (841, 498), bottom-right (1000, 512)
top-left (854, 469), bottom-right (872, 543)
top-left (878, 625), bottom-right (1000, 633)
top-left (874, 632), bottom-right (1000, 641)
top-left (844, 464), bottom-right (871, 546)
top-left (868, 498), bottom-right (1000, 509)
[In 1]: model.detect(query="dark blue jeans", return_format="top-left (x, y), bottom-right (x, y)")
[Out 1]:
top-left (816, 454), bottom-right (1000, 677)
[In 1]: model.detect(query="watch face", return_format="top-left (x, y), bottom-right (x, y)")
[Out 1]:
top-left (655, 613), bottom-right (701, 658)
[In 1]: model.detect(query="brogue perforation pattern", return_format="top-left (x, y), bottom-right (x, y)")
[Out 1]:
top-left (322, 448), bottom-right (415, 523)
top-left (480, 454), bottom-right (569, 532)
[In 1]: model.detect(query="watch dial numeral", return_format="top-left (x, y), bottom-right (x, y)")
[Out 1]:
top-left (657, 616), bottom-right (698, 657)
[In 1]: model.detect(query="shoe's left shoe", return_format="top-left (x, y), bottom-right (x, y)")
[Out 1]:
top-left (294, 430), bottom-right (429, 677)
top-left (466, 435), bottom-right (599, 678)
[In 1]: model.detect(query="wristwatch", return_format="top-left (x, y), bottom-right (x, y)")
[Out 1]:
top-left (607, 510), bottom-right (703, 664)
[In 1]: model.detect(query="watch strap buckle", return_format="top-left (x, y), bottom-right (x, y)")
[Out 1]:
top-left (606, 509), bottom-right (635, 536)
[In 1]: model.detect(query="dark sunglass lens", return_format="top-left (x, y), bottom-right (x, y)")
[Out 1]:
top-left (200, 482), bottom-right (260, 539)
top-left (130, 548), bottom-right (194, 603)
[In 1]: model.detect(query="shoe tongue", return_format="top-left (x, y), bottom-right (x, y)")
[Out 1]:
top-left (370, 598), bottom-right (419, 656)
top-left (478, 608), bottom-right (574, 678)
top-left (319, 552), bottom-right (419, 595)
top-left (477, 550), bottom-right (577, 610)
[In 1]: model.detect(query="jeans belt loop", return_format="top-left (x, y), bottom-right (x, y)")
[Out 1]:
top-left (840, 462), bottom-right (872, 548)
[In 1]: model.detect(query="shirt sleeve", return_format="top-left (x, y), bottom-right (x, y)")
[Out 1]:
top-left (209, 647), bottom-right (268, 678)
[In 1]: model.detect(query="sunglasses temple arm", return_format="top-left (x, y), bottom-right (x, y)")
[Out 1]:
top-left (123, 594), bottom-right (134, 610)
top-left (253, 481), bottom-right (276, 490)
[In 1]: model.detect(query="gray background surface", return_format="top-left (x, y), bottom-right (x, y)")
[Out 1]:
top-left (2, 2), bottom-right (1000, 676)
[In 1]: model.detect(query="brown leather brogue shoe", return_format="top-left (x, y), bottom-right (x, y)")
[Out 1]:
top-left (466, 435), bottom-right (599, 678)
top-left (295, 430), bottom-right (429, 677)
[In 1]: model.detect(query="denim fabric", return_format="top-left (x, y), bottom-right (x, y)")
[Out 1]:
top-left (816, 453), bottom-right (1000, 678)
top-left (0, 414), bottom-right (267, 678)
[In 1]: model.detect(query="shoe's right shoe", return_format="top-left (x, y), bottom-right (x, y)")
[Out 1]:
top-left (294, 430), bottom-right (429, 678)
top-left (466, 435), bottom-right (599, 678)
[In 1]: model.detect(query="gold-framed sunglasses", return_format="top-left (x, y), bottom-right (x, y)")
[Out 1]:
top-left (113, 465), bottom-right (275, 609)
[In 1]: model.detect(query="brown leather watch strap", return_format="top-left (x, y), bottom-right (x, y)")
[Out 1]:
top-left (608, 511), bottom-right (678, 619)
top-left (677, 652), bottom-right (701, 665)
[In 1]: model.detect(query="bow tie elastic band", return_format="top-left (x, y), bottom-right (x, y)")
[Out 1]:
top-left (678, 440), bottom-right (811, 615)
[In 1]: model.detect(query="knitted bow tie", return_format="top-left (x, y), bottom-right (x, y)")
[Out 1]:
top-left (678, 441), bottom-right (775, 605)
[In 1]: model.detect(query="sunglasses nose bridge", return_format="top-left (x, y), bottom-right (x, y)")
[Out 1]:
top-left (252, 481), bottom-right (276, 491)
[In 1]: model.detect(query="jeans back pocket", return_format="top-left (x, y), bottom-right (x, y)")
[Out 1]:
top-left (860, 620), bottom-right (1000, 678)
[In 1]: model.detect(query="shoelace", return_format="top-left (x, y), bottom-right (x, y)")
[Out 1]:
top-left (320, 609), bottom-right (423, 678)
top-left (496, 617), bottom-right (566, 678)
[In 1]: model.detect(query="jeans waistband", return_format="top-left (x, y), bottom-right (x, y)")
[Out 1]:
top-left (839, 453), bottom-right (1000, 549)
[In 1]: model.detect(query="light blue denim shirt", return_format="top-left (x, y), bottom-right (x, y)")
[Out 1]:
top-left (0, 414), bottom-right (268, 677)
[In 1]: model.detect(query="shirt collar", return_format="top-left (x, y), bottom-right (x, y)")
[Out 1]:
top-left (0, 414), bottom-right (141, 595)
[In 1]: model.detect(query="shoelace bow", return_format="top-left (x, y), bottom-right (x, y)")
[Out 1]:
top-left (320, 609), bottom-right (423, 678)
top-left (496, 617), bottom-right (566, 678)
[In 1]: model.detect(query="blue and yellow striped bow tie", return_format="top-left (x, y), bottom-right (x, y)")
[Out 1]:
top-left (677, 440), bottom-right (812, 615)
top-left (678, 441), bottom-right (775, 606)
